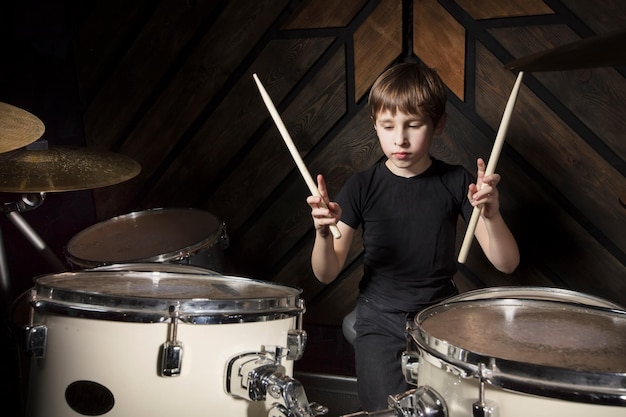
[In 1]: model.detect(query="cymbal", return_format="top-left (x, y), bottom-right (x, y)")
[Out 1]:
top-left (0, 146), bottom-right (141, 192)
top-left (0, 102), bottom-right (45, 153)
top-left (504, 28), bottom-right (626, 72)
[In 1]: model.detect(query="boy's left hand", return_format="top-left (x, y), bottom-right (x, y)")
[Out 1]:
top-left (468, 158), bottom-right (501, 218)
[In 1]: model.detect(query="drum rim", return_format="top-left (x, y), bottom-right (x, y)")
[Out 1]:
top-left (89, 262), bottom-right (220, 275)
top-left (444, 286), bottom-right (624, 310)
top-left (65, 208), bottom-right (224, 267)
top-left (31, 270), bottom-right (303, 324)
top-left (411, 297), bottom-right (626, 406)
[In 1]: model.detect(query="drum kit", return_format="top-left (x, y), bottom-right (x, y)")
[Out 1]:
top-left (0, 102), bottom-right (324, 417)
top-left (2, 27), bottom-right (626, 417)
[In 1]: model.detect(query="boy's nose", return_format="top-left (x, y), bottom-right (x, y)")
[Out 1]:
top-left (394, 130), bottom-right (408, 146)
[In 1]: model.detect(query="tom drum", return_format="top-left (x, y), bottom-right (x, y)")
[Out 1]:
top-left (22, 270), bottom-right (306, 417)
top-left (65, 208), bottom-right (228, 271)
top-left (405, 287), bottom-right (626, 417)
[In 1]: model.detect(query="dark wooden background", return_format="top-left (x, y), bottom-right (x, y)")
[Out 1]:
top-left (1, 0), bottom-right (625, 414)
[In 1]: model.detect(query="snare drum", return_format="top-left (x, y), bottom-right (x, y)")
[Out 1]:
top-left (24, 270), bottom-right (304, 416)
top-left (407, 287), bottom-right (626, 417)
top-left (65, 208), bottom-right (228, 271)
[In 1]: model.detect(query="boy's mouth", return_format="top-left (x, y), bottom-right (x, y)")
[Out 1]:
top-left (393, 152), bottom-right (410, 159)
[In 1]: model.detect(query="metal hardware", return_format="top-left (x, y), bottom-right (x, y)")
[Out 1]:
top-left (287, 299), bottom-right (307, 360)
top-left (1, 193), bottom-right (46, 213)
top-left (225, 346), bottom-right (327, 417)
top-left (340, 386), bottom-right (447, 417)
top-left (21, 289), bottom-right (47, 358)
top-left (401, 350), bottom-right (420, 385)
top-left (160, 304), bottom-right (183, 377)
top-left (389, 386), bottom-right (447, 417)
top-left (23, 324), bottom-right (47, 358)
top-left (220, 221), bottom-right (230, 249)
top-left (472, 363), bottom-right (498, 417)
top-left (341, 410), bottom-right (399, 416)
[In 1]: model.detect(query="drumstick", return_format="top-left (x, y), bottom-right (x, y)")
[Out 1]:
top-left (458, 71), bottom-right (524, 263)
top-left (253, 73), bottom-right (341, 239)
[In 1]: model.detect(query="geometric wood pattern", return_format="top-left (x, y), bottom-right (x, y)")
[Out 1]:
top-left (414, 0), bottom-right (467, 100)
top-left (354, 0), bottom-right (402, 100)
top-left (457, 0), bottom-right (553, 19)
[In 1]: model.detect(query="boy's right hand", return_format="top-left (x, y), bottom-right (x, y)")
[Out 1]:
top-left (307, 174), bottom-right (342, 237)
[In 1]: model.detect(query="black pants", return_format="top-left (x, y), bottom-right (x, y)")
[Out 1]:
top-left (353, 297), bottom-right (417, 411)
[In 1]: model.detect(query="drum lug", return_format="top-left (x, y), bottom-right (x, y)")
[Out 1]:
top-left (472, 364), bottom-right (498, 417)
top-left (286, 330), bottom-right (307, 361)
top-left (472, 401), bottom-right (498, 417)
top-left (160, 340), bottom-right (184, 377)
top-left (22, 324), bottom-right (47, 358)
top-left (159, 304), bottom-right (184, 377)
top-left (21, 290), bottom-right (47, 358)
top-left (286, 299), bottom-right (307, 361)
top-left (401, 350), bottom-right (420, 385)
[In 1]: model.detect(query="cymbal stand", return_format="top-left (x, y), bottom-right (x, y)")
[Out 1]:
top-left (0, 193), bottom-right (67, 297)
top-left (0, 224), bottom-right (10, 308)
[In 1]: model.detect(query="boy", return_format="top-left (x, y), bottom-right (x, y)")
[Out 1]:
top-left (306, 63), bottom-right (520, 411)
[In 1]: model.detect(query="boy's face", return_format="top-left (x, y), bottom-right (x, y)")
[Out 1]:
top-left (374, 109), bottom-right (445, 177)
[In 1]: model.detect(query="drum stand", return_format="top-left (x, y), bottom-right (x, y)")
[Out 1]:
top-left (0, 193), bottom-right (67, 305)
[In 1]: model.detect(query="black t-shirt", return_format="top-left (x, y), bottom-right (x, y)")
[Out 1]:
top-left (336, 157), bottom-right (474, 312)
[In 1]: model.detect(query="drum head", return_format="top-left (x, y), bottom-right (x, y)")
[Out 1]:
top-left (66, 208), bottom-right (222, 266)
top-left (412, 295), bottom-right (626, 405)
top-left (32, 271), bottom-right (302, 324)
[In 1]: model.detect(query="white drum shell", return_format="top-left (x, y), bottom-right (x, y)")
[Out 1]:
top-left (27, 314), bottom-right (295, 416)
top-left (417, 355), bottom-right (625, 417)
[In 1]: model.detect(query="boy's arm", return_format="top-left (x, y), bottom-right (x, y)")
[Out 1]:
top-left (475, 213), bottom-right (519, 273)
top-left (307, 174), bottom-right (355, 283)
top-left (311, 221), bottom-right (354, 283)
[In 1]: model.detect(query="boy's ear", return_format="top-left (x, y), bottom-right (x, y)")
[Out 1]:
top-left (434, 113), bottom-right (447, 134)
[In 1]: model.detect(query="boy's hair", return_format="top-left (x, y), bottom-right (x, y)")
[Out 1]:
top-left (368, 63), bottom-right (447, 126)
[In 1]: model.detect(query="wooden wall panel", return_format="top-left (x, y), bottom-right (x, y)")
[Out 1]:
top-left (142, 37), bottom-right (334, 211)
top-left (74, 0), bottom-right (157, 105)
top-left (282, 0), bottom-right (368, 28)
top-left (206, 47), bottom-right (346, 241)
top-left (92, 0), bottom-right (291, 219)
top-left (457, 0), bottom-right (553, 19)
top-left (414, 0), bottom-right (466, 100)
top-left (81, 1), bottom-right (220, 150)
top-left (562, 0), bottom-right (626, 33)
top-left (353, 0), bottom-right (402, 100)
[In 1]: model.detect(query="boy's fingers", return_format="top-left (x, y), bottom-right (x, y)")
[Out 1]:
top-left (316, 174), bottom-right (328, 198)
